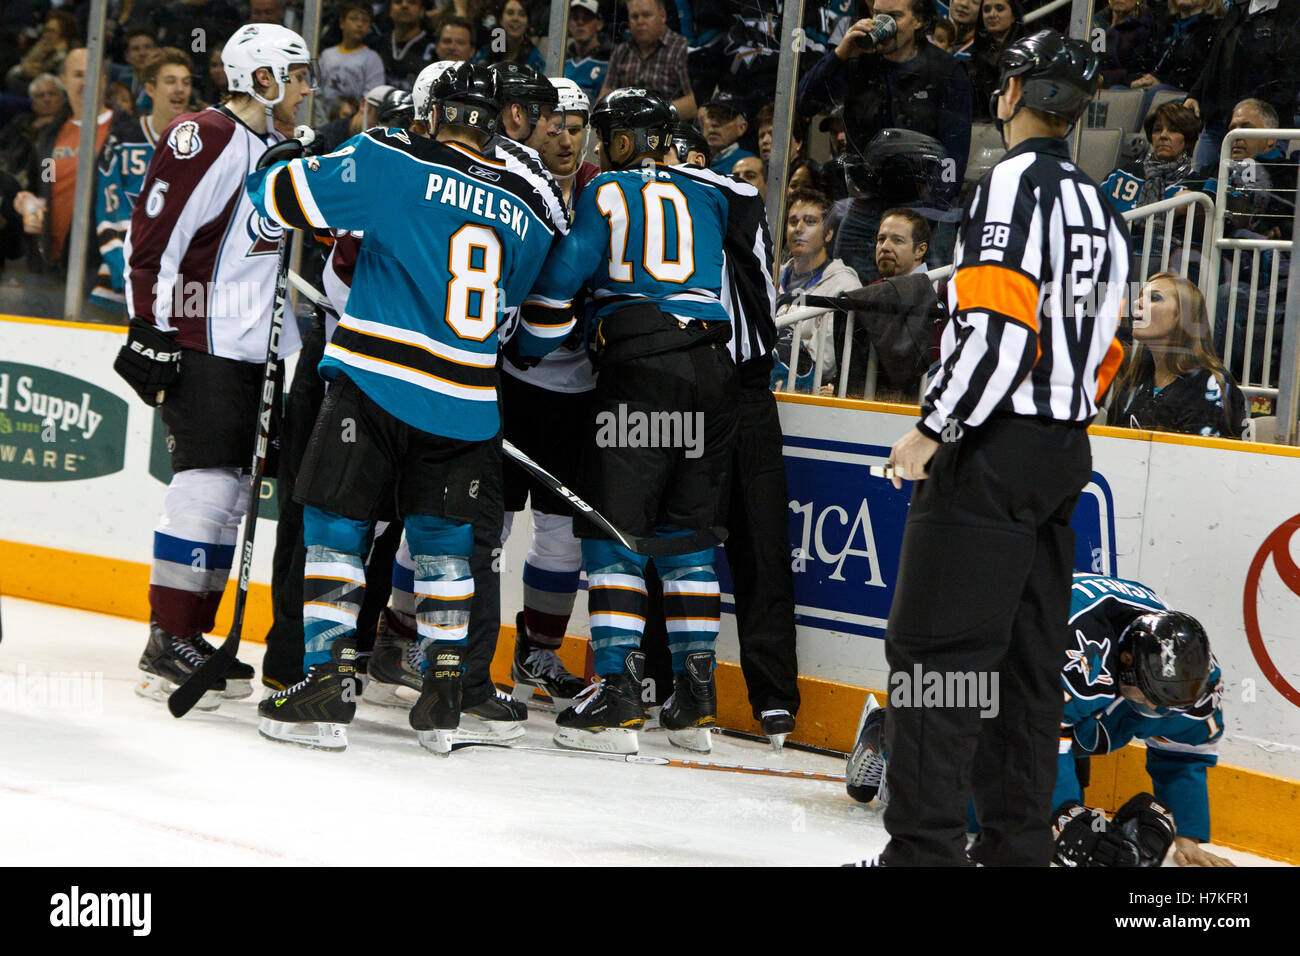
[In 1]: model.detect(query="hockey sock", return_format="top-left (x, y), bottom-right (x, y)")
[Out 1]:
top-left (390, 530), bottom-right (418, 632)
top-left (196, 476), bottom-right (250, 633)
top-left (520, 512), bottom-right (582, 651)
top-left (302, 507), bottom-right (370, 669)
top-left (405, 514), bottom-right (475, 670)
top-left (149, 468), bottom-right (243, 637)
top-left (583, 538), bottom-right (649, 676)
top-left (655, 548), bottom-right (720, 674)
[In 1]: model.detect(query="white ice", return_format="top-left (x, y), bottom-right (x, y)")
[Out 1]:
top-left (0, 598), bottom-right (1285, 867)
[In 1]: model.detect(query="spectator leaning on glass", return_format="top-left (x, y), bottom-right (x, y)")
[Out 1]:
top-left (1184, 0), bottom-right (1300, 169)
top-left (1110, 273), bottom-right (1246, 438)
top-left (1129, 0), bottom-right (1224, 95)
top-left (1101, 101), bottom-right (1200, 212)
top-left (598, 0), bottom-right (696, 121)
top-left (564, 0), bottom-right (613, 103)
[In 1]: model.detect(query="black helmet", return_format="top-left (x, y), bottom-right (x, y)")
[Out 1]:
top-left (431, 62), bottom-right (502, 136)
top-left (842, 128), bottom-right (954, 204)
top-left (373, 87), bottom-right (414, 128)
top-left (590, 88), bottom-right (675, 168)
top-left (1117, 611), bottom-right (1212, 709)
top-left (669, 121), bottom-right (711, 165)
top-left (491, 62), bottom-right (559, 138)
top-left (992, 29), bottom-right (1100, 128)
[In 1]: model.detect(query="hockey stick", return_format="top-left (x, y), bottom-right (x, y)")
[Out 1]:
top-left (280, 271), bottom-right (727, 560)
top-left (500, 439), bottom-right (726, 558)
top-left (450, 741), bottom-right (847, 783)
top-left (168, 231), bottom-right (294, 718)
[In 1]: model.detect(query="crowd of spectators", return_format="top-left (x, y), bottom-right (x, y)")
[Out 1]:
top-left (0, 0), bottom-right (1298, 437)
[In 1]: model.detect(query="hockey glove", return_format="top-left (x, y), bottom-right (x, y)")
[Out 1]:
top-left (113, 318), bottom-right (181, 406)
top-left (1113, 792), bottom-right (1177, 867)
top-left (1052, 802), bottom-right (1141, 867)
top-left (257, 137), bottom-right (306, 171)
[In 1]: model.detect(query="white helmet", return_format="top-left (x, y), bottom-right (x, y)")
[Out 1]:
top-left (413, 60), bottom-right (459, 123)
top-left (550, 77), bottom-right (589, 121)
top-left (223, 23), bottom-right (316, 107)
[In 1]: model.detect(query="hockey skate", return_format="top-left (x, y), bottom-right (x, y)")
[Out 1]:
top-left (660, 651), bottom-right (717, 753)
top-left (553, 650), bottom-right (646, 754)
top-left (452, 686), bottom-right (527, 744)
top-left (410, 643), bottom-right (463, 756)
top-left (362, 610), bottom-right (422, 709)
top-left (760, 709), bottom-right (796, 752)
top-left (509, 612), bottom-right (586, 710)
top-left (846, 694), bottom-right (887, 804)
top-left (258, 641), bottom-right (358, 751)
top-left (188, 633), bottom-right (255, 699)
top-left (136, 622), bottom-right (226, 711)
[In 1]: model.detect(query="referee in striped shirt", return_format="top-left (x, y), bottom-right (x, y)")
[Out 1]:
top-left (880, 31), bottom-right (1130, 866)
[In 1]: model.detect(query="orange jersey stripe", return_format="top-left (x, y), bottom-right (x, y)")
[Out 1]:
top-left (953, 264), bottom-right (1041, 333)
top-left (1096, 336), bottom-right (1124, 401)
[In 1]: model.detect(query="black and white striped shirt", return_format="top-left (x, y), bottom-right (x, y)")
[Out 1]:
top-left (920, 137), bottom-right (1130, 439)
top-left (668, 164), bottom-right (777, 369)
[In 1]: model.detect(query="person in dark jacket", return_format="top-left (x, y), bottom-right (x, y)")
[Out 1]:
top-left (967, 0), bottom-right (1026, 119)
top-left (1097, 0), bottom-right (1158, 88)
top-left (1111, 272), bottom-right (1247, 438)
top-left (1184, 0), bottom-right (1300, 169)
top-left (1130, 0), bottom-right (1224, 96)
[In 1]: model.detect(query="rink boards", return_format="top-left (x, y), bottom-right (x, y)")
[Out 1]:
top-left (2, 314), bottom-right (1299, 861)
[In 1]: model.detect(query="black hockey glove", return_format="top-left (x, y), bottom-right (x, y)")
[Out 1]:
top-left (257, 137), bottom-right (306, 170)
top-left (113, 318), bottom-right (181, 406)
top-left (1113, 792), bottom-right (1177, 867)
top-left (1051, 802), bottom-right (1141, 867)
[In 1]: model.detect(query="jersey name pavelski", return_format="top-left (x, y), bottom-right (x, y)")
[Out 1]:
top-left (123, 106), bottom-right (301, 362)
top-left (248, 128), bottom-right (570, 442)
top-left (922, 137), bottom-right (1131, 437)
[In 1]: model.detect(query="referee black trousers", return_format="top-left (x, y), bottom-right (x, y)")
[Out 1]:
top-left (725, 382), bottom-right (800, 719)
top-left (880, 417), bottom-right (1090, 867)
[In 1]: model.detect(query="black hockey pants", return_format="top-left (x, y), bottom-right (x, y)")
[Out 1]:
top-left (880, 416), bottom-right (1090, 867)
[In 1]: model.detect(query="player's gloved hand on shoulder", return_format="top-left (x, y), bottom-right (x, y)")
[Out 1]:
top-left (1113, 792), bottom-right (1176, 867)
top-left (113, 318), bottom-right (181, 406)
top-left (257, 137), bottom-right (307, 170)
top-left (1052, 802), bottom-right (1141, 867)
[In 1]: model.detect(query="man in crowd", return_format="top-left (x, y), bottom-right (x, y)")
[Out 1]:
top-left (699, 90), bottom-right (754, 175)
top-left (732, 155), bottom-right (766, 201)
top-left (435, 16), bottom-right (476, 63)
top-left (564, 0), bottom-right (612, 103)
top-left (379, 0), bottom-right (437, 88)
top-left (598, 0), bottom-right (695, 121)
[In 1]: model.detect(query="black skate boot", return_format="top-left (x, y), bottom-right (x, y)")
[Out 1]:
top-left (258, 640), bottom-right (359, 751)
top-left (510, 612), bottom-right (586, 709)
top-left (553, 650), bottom-right (647, 754)
top-left (362, 609), bottom-right (422, 709)
top-left (410, 642), bottom-right (463, 755)
top-left (188, 633), bottom-right (255, 699)
top-left (660, 651), bottom-right (717, 753)
top-left (136, 622), bottom-right (226, 711)
top-left (846, 694), bottom-right (887, 804)
top-left (454, 685), bottom-right (527, 743)
top-left (760, 709), bottom-right (796, 752)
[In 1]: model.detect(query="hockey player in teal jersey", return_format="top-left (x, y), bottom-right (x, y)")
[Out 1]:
top-left (521, 88), bottom-right (773, 756)
top-left (92, 47), bottom-right (195, 310)
top-left (245, 62), bottom-right (573, 754)
top-left (1050, 572), bottom-right (1232, 866)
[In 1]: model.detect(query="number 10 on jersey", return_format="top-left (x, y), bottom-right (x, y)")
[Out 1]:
top-left (596, 180), bottom-right (695, 284)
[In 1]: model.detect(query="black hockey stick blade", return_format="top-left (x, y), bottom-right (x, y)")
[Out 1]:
top-left (501, 439), bottom-right (726, 557)
top-left (167, 643), bottom-right (236, 717)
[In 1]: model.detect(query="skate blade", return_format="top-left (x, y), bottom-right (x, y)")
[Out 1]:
top-left (451, 714), bottom-right (526, 744)
top-left (136, 672), bottom-right (222, 711)
top-left (362, 678), bottom-right (420, 709)
top-left (552, 726), bottom-right (638, 754)
top-left (666, 726), bottom-right (713, 754)
top-left (417, 729), bottom-right (454, 756)
top-left (767, 733), bottom-right (788, 752)
top-left (258, 717), bottom-right (348, 751)
top-left (509, 681), bottom-right (573, 713)
top-left (220, 679), bottom-right (254, 700)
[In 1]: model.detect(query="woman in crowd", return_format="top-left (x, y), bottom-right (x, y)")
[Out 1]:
top-left (1098, 0), bottom-right (1157, 88)
top-left (1111, 272), bottom-right (1247, 438)
top-left (967, 0), bottom-right (1025, 119)
top-left (473, 0), bottom-right (545, 72)
top-left (947, 0), bottom-right (982, 60)
top-left (1100, 101), bottom-right (1200, 212)
top-left (1130, 0), bottom-right (1224, 96)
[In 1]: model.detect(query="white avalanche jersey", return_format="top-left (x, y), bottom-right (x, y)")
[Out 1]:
top-left (123, 105), bottom-right (301, 361)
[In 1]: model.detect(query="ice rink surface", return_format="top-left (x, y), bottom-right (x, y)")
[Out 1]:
top-left (0, 598), bottom-right (1286, 867)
